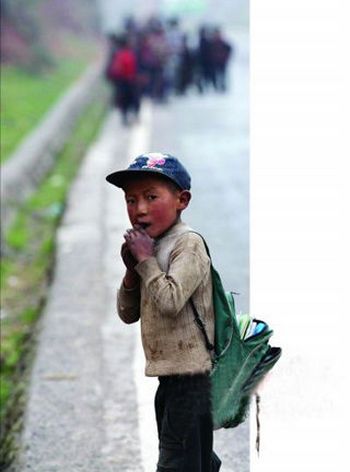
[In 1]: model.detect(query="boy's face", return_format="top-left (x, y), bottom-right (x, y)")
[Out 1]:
top-left (123, 175), bottom-right (191, 238)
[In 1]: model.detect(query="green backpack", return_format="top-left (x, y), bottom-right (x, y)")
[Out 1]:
top-left (190, 235), bottom-right (282, 431)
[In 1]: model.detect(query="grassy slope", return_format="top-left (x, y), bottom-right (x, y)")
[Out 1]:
top-left (0, 59), bottom-right (90, 163)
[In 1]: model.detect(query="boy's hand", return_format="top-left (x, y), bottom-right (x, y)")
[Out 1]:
top-left (124, 225), bottom-right (155, 263)
top-left (120, 243), bottom-right (140, 289)
top-left (121, 242), bottom-right (138, 271)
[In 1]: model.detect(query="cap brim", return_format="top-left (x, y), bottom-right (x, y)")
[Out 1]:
top-left (106, 168), bottom-right (176, 189)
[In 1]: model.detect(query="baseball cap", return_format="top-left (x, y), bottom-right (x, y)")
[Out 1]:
top-left (106, 152), bottom-right (191, 190)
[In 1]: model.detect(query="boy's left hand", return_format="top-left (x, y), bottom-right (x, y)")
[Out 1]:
top-left (124, 225), bottom-right (155, 263)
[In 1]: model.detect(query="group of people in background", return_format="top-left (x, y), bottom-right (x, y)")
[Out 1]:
top-left (105, 16), bottom-right (234, 125)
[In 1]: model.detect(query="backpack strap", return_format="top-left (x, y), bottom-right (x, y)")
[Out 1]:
top-left (189, 298), bottom-right (215, 352)
top-left (186, 231), bottom-right (216, 352)
top-left (188, 230), bottom-right (211, 258)
top-left (255, 393), bottom-right (261, 454)
top-left (186, 231), bottom-right (215, 352)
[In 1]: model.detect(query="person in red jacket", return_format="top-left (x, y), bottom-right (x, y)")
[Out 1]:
top-left (107, 35), bottom-right (141, 125)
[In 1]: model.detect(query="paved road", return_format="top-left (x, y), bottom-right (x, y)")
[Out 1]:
top-left (18, 32), bottom-right (249, 471)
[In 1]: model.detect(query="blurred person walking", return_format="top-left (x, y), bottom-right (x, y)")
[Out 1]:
top-left (164, 17), bottom-right (184, 93)
top-left (136, 31), bottom-right (154, 97)
top-left (196, 26), bottom-right (215, 93)
top-left (176, 35), bottom-right (195, 95)
top-left (106, 35), bottom-right (140, 125)
top-left (210, 28), bottom-right (233, 92)
top-left (147, 22), bottom-right (169, 101)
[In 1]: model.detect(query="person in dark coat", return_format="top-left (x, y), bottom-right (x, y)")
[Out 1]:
top-left (210, 28), bottom-right (233, 92)
top-left (176, 35), bottom-right (195, 95)
top-left (196, 26), bottom-right (215, 92)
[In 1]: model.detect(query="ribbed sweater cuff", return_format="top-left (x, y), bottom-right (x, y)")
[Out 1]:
top-left (118, 283), bottom-right (139, 306)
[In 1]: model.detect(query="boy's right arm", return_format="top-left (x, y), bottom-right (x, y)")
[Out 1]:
top-left (117, 278), bottom-right (141, 324)
top-left (117, 243), bottom-right (141, 324)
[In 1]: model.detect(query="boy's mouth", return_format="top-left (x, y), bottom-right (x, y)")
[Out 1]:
top-left (136, 222), bottom-right (151, 230)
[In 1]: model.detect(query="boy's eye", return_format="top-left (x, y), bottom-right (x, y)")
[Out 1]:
top-left (126, 197), bottom-right (135, 204)
top-left (147, 195), bottom-right (157, 201)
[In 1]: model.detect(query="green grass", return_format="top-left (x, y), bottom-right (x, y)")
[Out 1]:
top-left (0, 87), bottom-right (107, 465)
top-left (0, 59), bottom-right (90, 163)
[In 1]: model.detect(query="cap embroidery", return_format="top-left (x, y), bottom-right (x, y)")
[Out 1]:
top-left (142, 154), bottom-right (167, 169)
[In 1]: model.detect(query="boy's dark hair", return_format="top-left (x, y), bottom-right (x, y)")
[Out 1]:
top-left (120, 173), bottom-right (183, 194)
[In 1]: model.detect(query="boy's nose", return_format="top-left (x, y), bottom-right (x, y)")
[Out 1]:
top-left (136, 201), bottom-right (147, 215)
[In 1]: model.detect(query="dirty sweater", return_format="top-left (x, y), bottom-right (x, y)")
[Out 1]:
top-left (117, 221), bottom-right (215, 377)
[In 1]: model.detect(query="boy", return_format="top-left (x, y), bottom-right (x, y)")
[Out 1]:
top-left (106, 152), bottom-right (221, 471)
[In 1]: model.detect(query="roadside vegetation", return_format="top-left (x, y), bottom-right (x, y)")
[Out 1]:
top-left (0, 86), bottom-right (108, 468)
top-left (0, 0), bottom-right (106, 466)
top-left (1, 0), bottom-right (102, 164)
top-left (1, 59), bottom-right (92, 163)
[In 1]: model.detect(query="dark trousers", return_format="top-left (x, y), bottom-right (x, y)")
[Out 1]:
top-left (155, 373), bottom-right (221, 472)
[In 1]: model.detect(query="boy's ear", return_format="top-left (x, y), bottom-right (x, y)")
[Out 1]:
top-left (178, 190), bottom-right (191, 210)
